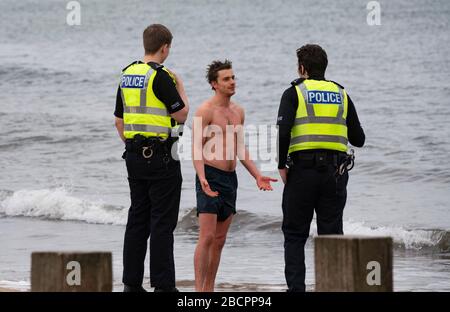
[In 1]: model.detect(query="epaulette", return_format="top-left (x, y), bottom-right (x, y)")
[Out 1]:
top-left (121, 61), bottom-right (140, 72)
top-left (328, 80), bottom-right (345, 89)
top-left (148, 62), bottom-right (164, 71)
top-left (291, 78), bottom-right (306, 86)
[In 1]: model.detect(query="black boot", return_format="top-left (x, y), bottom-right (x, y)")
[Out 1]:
top-left (123, 284), bottom-right (147, 292)
top-left (154, 287), bottom-right (179, 292)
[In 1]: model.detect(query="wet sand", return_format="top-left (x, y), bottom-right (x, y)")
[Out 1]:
top-left (0, 287), bottom-right (19, 292)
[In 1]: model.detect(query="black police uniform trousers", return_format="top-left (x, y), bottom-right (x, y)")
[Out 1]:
top-left (122, 141), bottom-right (182, 288)
top-left (282, 152), bottom-right (348, 292)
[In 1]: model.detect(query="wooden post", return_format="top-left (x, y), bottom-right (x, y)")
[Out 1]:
top-left (314, 236), bottom-right (393, 292)
top-left (31, 252), bottom-right (112, 292)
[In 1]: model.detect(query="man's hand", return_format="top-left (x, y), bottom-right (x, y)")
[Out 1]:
top-left (256, 175), bottom-right (278, 191)
top-left (278, 168), bottom-right (288, 184)
top-left (200, 178), bottom-right (219, 197)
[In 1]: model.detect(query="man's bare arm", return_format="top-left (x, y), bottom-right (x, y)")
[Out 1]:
top-left (115, 117), bottom-right (125, 142)
top-left (239, 147), bottom-right (260, 179)
top-left (237, 105), bottom-right (277, 190)
top-left (237, 107), bottom-right (260, 178)
top-left (192, 104), bottom-right (218, 197)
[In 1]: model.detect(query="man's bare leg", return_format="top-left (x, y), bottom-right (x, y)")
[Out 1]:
top-left (194, 213), bottom-right (217, 291)
top-left (203, 215), bottom-right (233, 291)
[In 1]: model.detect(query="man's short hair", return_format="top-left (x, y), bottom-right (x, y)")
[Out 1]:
top-left (296, 44), bottom-right (328, 78)
top-left (206, 60), bottom-right (232, 89)
top-left (143, 24), bottom-right (173, 54)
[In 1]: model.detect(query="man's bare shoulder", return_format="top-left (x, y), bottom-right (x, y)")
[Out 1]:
top-left (230, 101), bottom-right (245, 118)
top-left (195, 99), bottom-right (214, 122)
top-left (195, 100), bottom-right (214, 116)
top-left (230, 101), bottom-right (243, 110)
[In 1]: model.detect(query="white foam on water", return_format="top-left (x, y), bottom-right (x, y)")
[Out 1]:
top-left (310, 220), bottom-right (446, 250)
top-left (0, 188), bottom-right (126, 225)
top-left (0, 188), bottom-right (447, 251)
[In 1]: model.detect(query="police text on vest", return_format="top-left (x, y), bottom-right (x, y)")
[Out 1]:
top-left (121, 75), bottom-right (146, 88)
top-left (307, 91), bottom-right (342, 104)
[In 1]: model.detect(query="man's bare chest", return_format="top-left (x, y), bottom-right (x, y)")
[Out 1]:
top-left (210, 110), bottom-right (241, 131)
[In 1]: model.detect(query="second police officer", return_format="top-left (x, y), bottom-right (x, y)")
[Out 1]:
top-left (277, 44), bottom-right (365, 292)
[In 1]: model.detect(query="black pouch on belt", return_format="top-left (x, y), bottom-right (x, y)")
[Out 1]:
top-left (125, 134), bottom-right (145, 152)
top-left (315, 152), bottom-right (328, 172)
top-left (295, 153), bottom-right (315, 168)
top-left (125, 134), bottom-right (159, 159)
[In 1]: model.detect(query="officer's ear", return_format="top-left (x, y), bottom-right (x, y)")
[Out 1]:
top-left (161, 44), bottom-right (170, 54)
top-left (298, 65), bottom-right (304, 76)
top-left (299, 65), bottom-right (308, 78)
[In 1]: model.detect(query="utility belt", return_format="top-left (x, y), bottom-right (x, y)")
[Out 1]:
top-left (289, 149), bottom-right (355, 176)
top-left (125, 134), bottom-right (175, 161)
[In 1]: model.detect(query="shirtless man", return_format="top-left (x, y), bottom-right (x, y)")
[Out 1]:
top-left (192, 60), bottom-right (277, 292)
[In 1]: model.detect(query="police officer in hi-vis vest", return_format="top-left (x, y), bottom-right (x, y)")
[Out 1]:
top-left (114, 24), bottom-right (189, 292)
top-left (277, 44), bottom-right (365, 292)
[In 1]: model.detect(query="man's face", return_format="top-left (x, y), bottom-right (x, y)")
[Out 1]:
top-left (212, 69), bottom-right (236, 96)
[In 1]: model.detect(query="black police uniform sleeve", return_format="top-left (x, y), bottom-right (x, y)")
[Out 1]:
top-left (114, 86), bottom-right (124, 118)
top-left (346, 94), bottom-right (365, 147)
top-left (277, 87), bottom-right (298, 169)
top-left (152, 69), bottom-right (186, 114)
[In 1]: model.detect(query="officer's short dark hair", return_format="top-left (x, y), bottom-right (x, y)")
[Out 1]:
top-left (206, 60), bottom-right (232, 90)
top-left (296, 44), bottom-right (328, 77)
top-left (143, 24), bottom-right (173, 54)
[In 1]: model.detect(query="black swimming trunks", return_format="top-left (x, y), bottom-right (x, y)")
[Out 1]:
top-left (195, 165), bottom-right (238, 221)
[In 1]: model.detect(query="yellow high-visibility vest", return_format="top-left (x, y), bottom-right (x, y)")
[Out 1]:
top-left (289, 79), bottom-right (348, 153)
top-left (120, 63), bottom-right (176, 139)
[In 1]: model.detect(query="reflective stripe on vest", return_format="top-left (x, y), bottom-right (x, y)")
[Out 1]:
top-left (289, 80), bottom-right (348, 153)
top-left (120, 63), bottom-right (173, 139)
